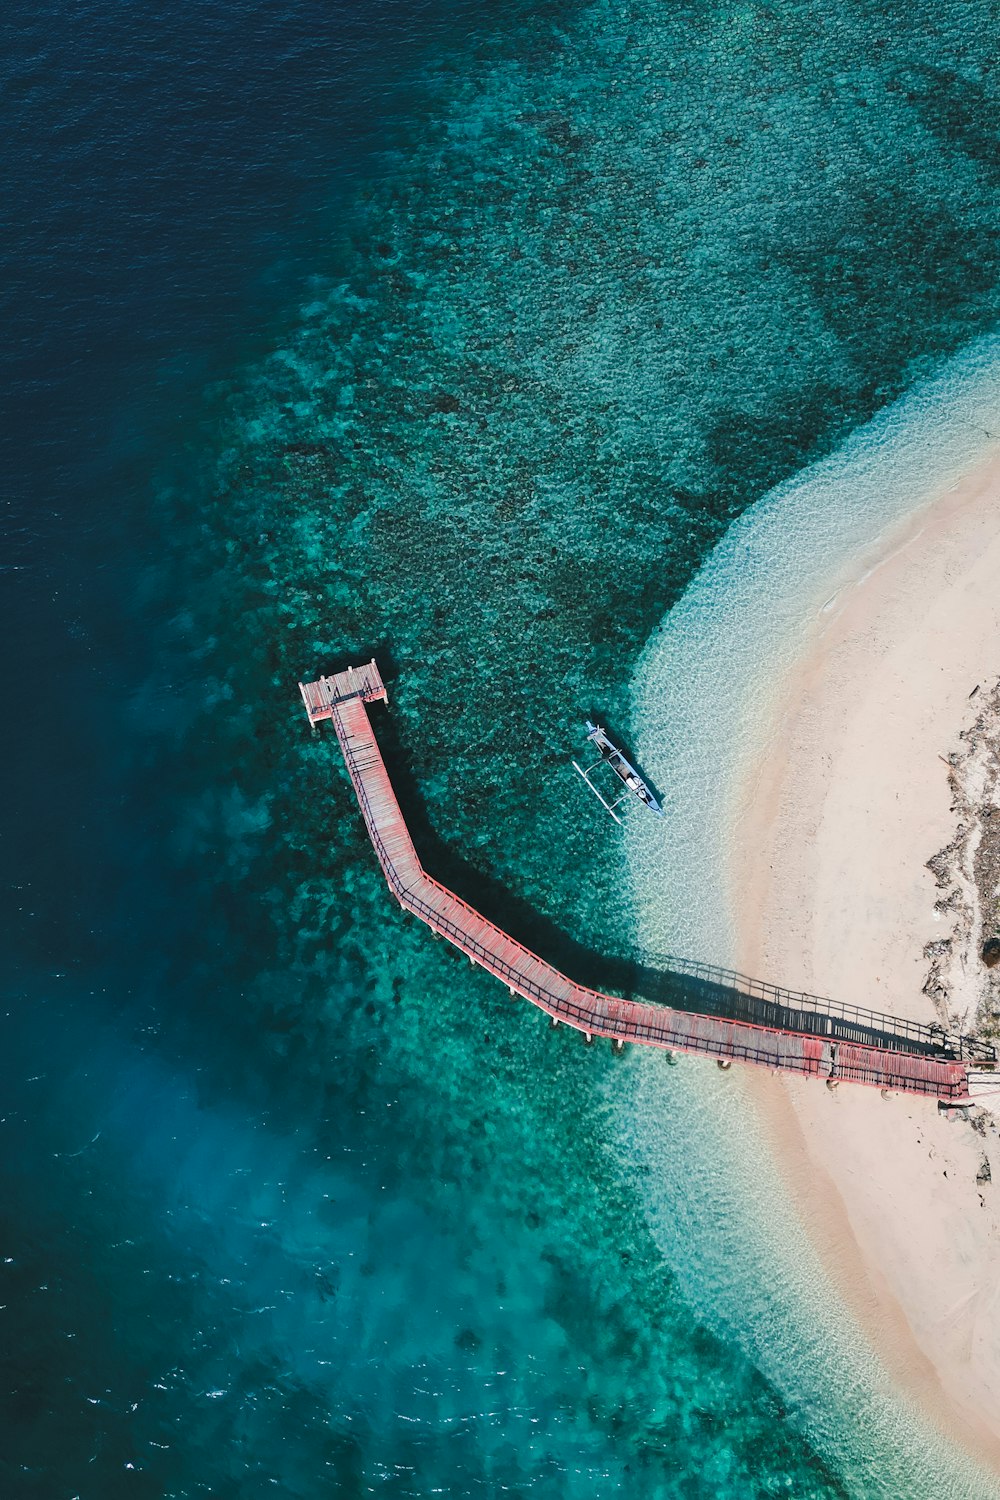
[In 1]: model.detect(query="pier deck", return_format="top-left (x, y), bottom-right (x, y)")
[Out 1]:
top-left (299, 660), bottom-right (387, 724)
top-left (302, 662), bottom-right (975, 1103)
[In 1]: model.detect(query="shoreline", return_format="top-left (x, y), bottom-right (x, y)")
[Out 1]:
top-left (730, 449), bottom-right (1000, 1472)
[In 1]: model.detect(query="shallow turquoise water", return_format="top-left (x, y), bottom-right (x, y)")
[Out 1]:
top-left (6, 0), bottom-right (1000, 1493)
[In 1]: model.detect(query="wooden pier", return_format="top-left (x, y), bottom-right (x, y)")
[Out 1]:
top-left (300, 662), bottom-right (975, 1103)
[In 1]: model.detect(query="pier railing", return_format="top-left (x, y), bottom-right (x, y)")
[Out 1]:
top-left (636, 952), bottom-right (996, 1064)
top-left (343, 753), bottom-right (967, 1097)
top-left (307, 664), bottom-right (982, 1101)
top-left (332, 690), bottom-right (991, 1085)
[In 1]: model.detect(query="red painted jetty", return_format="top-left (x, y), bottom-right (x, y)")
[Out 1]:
top-left (300, 661), bottom-right (978, 1103)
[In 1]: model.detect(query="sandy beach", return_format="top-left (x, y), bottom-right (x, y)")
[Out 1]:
top-left (731, 449), bottom-right (1000, 1466)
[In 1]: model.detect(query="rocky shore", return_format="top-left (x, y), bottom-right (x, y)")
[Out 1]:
top-left (925, 675), bottom-right (1000, 1041)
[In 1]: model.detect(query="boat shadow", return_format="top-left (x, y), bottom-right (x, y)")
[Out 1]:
top-left (586, 708), bottom-right (666, 810)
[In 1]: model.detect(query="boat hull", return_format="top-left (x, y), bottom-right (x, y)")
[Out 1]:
top-left (583, 721), bottom-right (664, 816)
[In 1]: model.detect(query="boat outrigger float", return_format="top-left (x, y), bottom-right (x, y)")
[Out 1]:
top-left (572, 721), bottom-right (664, 824)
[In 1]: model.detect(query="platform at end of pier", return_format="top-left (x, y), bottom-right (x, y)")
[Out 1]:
top-left (299, 659), bottom-right (387, 725)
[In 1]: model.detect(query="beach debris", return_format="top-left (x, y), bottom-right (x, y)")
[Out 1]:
top-left (977, 1156), bottom-right (992, 1185)
top-left (983, 939), bottom-right (1000, 969)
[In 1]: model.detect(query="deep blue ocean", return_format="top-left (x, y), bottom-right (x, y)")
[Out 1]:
top-left (4, 0), bottom-right (1000, 1495)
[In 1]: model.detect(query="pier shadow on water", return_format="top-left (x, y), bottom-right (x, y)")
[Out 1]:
top-left (346, 700), bottom-right (966, 1063)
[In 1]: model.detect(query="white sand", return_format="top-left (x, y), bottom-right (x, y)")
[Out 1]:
top-left (732, 452), bottom-right (1000, 1467)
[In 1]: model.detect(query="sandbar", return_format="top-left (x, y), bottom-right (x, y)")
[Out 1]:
top-left (732, 449), bottom-right (1000, 1469)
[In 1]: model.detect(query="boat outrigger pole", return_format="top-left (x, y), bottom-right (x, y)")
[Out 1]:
top-left (572, 720), bottom-right (664, 823)
top-left (572, 757), bottom-right (626, 825)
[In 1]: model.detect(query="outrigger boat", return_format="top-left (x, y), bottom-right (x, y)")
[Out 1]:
top-left (572, 721), bottom-right (664, 824)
